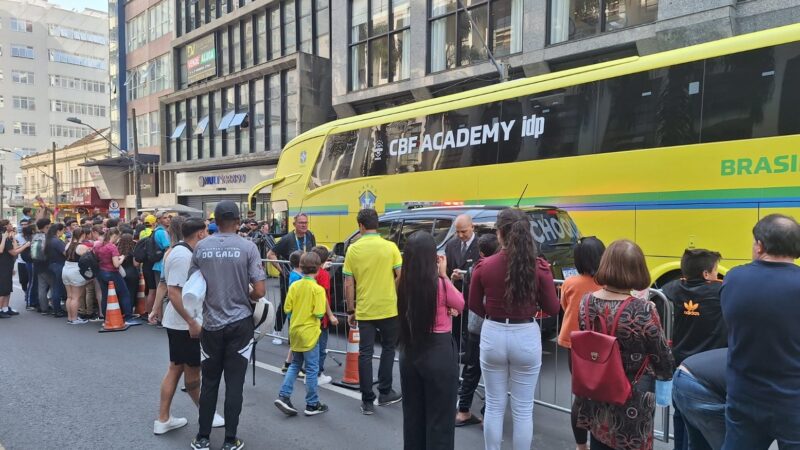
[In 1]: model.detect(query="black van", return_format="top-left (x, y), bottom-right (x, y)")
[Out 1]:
top-left (330, 205), bottom-right (582, 338)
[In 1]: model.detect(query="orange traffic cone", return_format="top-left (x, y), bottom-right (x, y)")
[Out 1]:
top-left (99, 281), bottom-right (130, 333)
top-left (335, 325), bottom-right (360, 389)
top-left (135, 272), bottom-right (146, 315)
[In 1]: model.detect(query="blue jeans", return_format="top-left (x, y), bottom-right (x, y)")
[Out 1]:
top-left (318, 328), bottom-right (329, 374)
top-left (723, 397), bottom-right (800, 450)
top-left (673, 369), bottom-right (725, 450)
top-left (97, 270), bottom-right (133, 320)
top-left (279, 341), bottom-right (320, 406)
top-left (48, 262), bottom-right (65, 314)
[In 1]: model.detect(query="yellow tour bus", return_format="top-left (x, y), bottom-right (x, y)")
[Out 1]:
top-left (250, 22), bottom-right (800, 286)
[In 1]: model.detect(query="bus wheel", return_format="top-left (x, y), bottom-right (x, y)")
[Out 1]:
top-left (653, 270), bottom-right (681, 290)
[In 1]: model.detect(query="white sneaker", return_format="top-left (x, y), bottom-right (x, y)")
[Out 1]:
top-left (68, 318), bottom-right (88, 325)
top-left (212, 412), bottom-right (225, 428)
top-left (318, 374), bottom-right (332, 385)
top-left (153, 416), bottom-right (188, 435)
top-left (272, 338), bottom-right (282, 345)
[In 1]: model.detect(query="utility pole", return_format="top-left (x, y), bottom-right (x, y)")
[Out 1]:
top-left (131, 108), bottom-right (142, 211)
top-left (52, 141), bottom-right (58, 219)
top-left (0, 164), bottom-right (4, 220)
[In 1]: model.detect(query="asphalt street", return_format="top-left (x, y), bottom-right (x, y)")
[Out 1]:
top-left (0, 275), bottom-right (674, 450)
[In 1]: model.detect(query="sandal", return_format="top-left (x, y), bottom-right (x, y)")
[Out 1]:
top-left (455, 414), bottom-right (482, 427)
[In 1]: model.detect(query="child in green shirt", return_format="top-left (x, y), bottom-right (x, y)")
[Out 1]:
top-left (274, 252), bottom-right (329, 416)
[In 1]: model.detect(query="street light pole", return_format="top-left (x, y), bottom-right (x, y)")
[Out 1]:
top-left (67, 117), bottom-right (142, 214)
top-left (131, 108), bottom-right (142, 211)
top-left (52, 142), bottom-right (58, 219)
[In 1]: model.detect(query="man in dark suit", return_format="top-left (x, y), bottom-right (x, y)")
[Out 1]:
top-left (445, 214), bottom-right (482, 427)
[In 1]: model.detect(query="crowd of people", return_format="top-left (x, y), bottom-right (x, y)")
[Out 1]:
top-left (2, 202), bottom-right (798, 450)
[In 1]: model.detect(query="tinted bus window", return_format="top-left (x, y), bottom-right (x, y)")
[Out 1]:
top-left (702, 42), bottom-right (800, 142)
top-left (500, 84), bottom-right (597, 163)
top-left (597, 62), bottom-right (703, 152)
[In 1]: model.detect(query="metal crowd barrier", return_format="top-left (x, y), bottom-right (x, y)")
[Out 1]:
top-left (258, 257), bottom-right (675, 442)
top-left (529, 280), bottom-right (675, 443)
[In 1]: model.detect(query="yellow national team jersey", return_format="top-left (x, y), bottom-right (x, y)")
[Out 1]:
top-left (342, 232), bottom-right (402, 321)
top-left (284, 277), bottom-right (327, 352)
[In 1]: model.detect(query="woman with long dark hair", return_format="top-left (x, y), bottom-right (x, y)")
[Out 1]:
top-left (469, 208), bottom-right (560, 450)
top-left (45, 223), bottom-right (67, 318)
top-left (116, 233), bottom-right (140, 312)
top-left (94, 227), bottom-right (135, 323)
top-left (398, 231), bottom-right (464, 450)
top-left (63, 227), bottom-right (91, 324)
top-left (557, 236), bottom-right (606, 450)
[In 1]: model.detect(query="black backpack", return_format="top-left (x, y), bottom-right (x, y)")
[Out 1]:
top-left (145, 231), bottom-right (165, 263)
top-left (78, 250), bottom-right (100, 280)
top-left (133, 238), bottom-right (149, 264)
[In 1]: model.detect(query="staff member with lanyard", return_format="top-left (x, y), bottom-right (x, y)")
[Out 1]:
top-left (267, 213), bottom-right (316, 336)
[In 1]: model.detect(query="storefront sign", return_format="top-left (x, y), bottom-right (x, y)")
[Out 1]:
top-left (175, 167), bottom-right (276, 196)
top-left (186, 34), bottom-right (217, 84)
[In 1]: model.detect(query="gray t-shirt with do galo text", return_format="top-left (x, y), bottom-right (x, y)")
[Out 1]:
top-left (190, 232), bottom-right (266, 331)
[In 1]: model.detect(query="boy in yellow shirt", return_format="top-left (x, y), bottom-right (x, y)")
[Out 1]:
top-left (274, 252), bottom-right (329, 416)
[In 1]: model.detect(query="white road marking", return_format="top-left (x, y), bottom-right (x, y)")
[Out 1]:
top-left (253, 360), bottom-right (362, 400)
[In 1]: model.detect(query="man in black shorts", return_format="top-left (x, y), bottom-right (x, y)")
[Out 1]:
top-left (154, 218), bottom-right (223, 435)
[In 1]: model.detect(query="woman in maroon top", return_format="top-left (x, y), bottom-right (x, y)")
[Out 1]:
top-left (468, 208), bottom-right (559, 450)
top-left (574, 240), bottom-right (674, 450)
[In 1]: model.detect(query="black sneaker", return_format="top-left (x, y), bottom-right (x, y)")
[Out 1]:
top-left (221, 439), bottom-right (244, 450)
top-left (53, 311), bottom-right (66, 318)
top-left (304, 403), bottom-right (329, 416)
top-left (281, 362), bottom-right (290, 374)
top-left (361, 401), bottom-right (375, 415)
top-left (274, 396), bottom-right (298, 416)
top-left (190, 437), bottom-right (211, 450)
top-left (25, 306), bottom-right (35, 311)
top-left (378, 390), bottom-right (402, 406)
top-left (6, 308), bottom-right (19, 316)
top-left (0, 312), bottom-right (9, 319)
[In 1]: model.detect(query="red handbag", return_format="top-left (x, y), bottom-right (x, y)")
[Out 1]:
top-left (570, 295), bottom-right (649, 405)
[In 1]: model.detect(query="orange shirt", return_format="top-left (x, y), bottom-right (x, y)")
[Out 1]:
top-left (558, 274), bottom-right (601, 348)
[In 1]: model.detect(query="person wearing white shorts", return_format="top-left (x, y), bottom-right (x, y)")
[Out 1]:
top-left (63, 227), bottom-right (91, 325)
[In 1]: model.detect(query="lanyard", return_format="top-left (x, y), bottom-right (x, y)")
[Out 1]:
top-left (295, 233), bottom-right (306, 252)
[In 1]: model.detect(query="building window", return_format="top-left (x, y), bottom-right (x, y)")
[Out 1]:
top-left (268, 73), bottom-right (282, 150)
top-left (50, 124), bottom-right (90, 139)
top-left (11, 44), bottom-right (34, 59)
top-left (270, 6), bottom-right (282, 59)
top-left (350, 0), bottom-right (410, 90)
top-left (317, 0), bottom-right (330, 58)
top-left (48, 49), bottom-right (106, 69)
top-left (12, 70), bottom-right (34, 85)
top-left (13, 121), bottom-right (36, 136)
top-left (50, 100), bottom-right (106, 117)
top-left (149, 111), bottom-right (160, 148)
top-left (284, 0), bottom-right (297, 55)
top-left (48, 24), bottom-right (106, 44)
top-left (127, 53), bottom-right (172, 100)
top-left (49, 75), bottom-right (106, 93)
top-left (548, 0), bottom-right (657, 45)
top-left (10, 18), bottom-right (33, 33)
top-left (12, 96), bottom-right (35, 111)
top-left (429, 0), bottom-right (520, 72)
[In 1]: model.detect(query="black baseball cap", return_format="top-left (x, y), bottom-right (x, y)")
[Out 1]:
top-left (214, 200), bottom-right (240, 220)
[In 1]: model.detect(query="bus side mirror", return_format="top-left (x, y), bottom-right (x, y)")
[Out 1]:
top-left (333, 242), bottom-right (345, 257)
top-left (248, 196), bottom-right (256, 212)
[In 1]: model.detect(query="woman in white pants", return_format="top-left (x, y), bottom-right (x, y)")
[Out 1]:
top-left (468, 209), bottom-right (561, 450)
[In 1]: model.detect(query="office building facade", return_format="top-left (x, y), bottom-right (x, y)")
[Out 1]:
top-left (330, 0), bottom-right (800, 115)
top-left (0, 0), bottom-right (108, 203)
top-left (159, 0), bottom-right (331, 216)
